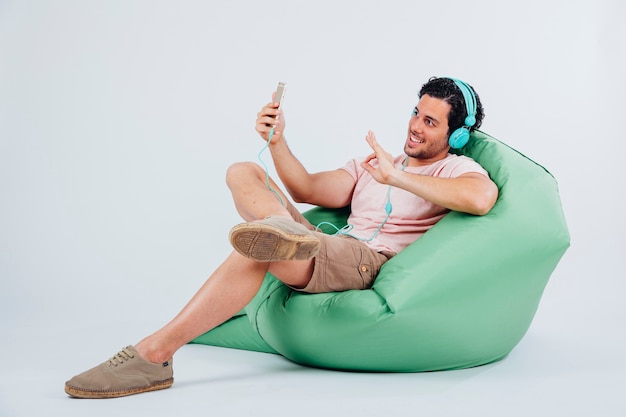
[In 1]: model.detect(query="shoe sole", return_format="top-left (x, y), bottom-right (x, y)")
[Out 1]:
top-left (65, 377), bottom-right (174, 399)
top-left (229, 223), bottom-right (320, 262)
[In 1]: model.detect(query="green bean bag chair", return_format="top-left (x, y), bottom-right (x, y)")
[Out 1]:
top-left (191, 130), bottom-right (570, 371)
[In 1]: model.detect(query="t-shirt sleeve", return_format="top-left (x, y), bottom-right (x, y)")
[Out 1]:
top-left (438, 155), bottom-right (489, 178)
top-left (338, 157), bottom-right (365, 181)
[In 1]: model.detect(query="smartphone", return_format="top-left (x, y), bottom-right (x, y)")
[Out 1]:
top-left (274, 82), bottom-right (287, 109)
top-left (267, 82), bottom-right (287, 128)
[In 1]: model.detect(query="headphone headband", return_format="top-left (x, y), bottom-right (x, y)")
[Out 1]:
top-left (446, 77), bottom-right (477, 149)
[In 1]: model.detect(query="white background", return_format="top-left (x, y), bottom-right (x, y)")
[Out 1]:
top-left (1, 1), bottom-right (624, 416)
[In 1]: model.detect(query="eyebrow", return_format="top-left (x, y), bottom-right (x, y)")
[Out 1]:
top-left (414, 106), bottom-right (440, 125)
top-left (425, 115), bottom-right (439, 125)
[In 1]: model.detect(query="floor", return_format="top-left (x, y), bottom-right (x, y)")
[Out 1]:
top-left (2, 295), bottom-right (624, 417)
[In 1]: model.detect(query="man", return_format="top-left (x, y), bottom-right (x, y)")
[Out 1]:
top-left (65, 76), bottom-right (498, 398)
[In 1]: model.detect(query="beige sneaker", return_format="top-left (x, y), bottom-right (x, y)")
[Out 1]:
top-left (229, 216), bottom-right (320, 262)
top-left (65, 346), bottom-right (173, 399)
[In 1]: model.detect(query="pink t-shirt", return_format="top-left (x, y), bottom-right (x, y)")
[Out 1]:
top-left (339, 154), bottom-right (489, 253)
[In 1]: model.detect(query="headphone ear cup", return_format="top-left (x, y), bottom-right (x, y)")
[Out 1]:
top-left (449, 127), bottom-right (470, 149)
top-left (447, 77), bottom-right (477, 149)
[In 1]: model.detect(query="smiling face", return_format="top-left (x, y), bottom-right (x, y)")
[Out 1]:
top-left (404, 94), bottom-right (452, 166)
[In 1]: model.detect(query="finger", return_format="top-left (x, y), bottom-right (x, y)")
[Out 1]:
top-left (362, 152), bottom-right (377, 164)
top-left (256, 124), bottom-right (271, 137)
top-left (257, 115), bottom-right (278, 128)
top-left (258, 102), bottom-right (279, 118)
top-left (269, 97), bottom-right (281, 109)
top-left (256, 117), bottom-right (276, 132)
top-left (365, 130), bottom-right (380, 150)
top-left (368, 132), bottom-right (393, 161)
top-left (260, 105), bottom-right (280, 119)
top-left (360, 161), bottom-right (374, 174)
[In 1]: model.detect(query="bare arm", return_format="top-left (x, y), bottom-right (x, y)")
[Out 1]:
top-left (386, 171), bottom-right (498, 215)
top-left (255, 101), bottom-right (355, 208)
top-left (360, 131), bottom-right (498, 216)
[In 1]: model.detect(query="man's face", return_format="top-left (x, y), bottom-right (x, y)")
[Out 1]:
top-left (404, 94), bottom-right (452, 165)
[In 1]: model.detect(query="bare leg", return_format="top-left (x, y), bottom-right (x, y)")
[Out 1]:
top-left (134, 252), bottom-right (263, 362)
top-left (64, 162), bottom-right (317, 399)
top-left (226, 162), bottom-right (294, 221)
top-left (136, 163), bottom-right (313, 363)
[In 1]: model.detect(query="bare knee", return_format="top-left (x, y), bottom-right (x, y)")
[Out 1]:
top-left (226, 162), bottom-right (264, 189)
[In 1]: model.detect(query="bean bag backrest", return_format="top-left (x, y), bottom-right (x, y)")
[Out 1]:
top-left (192, 130), bottom-right (570, 372)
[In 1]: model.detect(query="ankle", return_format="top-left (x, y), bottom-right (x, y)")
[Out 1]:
top-left (135, 339), bottom-right (173, 364)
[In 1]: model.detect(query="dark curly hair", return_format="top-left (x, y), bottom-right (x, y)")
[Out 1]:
top-left (418, 77), bottom-right (485, 136)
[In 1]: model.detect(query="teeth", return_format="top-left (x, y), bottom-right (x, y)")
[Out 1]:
top-left (410, 135), bottom-right (424, 143)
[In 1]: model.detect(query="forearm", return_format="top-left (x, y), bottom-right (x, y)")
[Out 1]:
top-left (267, 137), bottom-right (315, 203)
top-left (389, 170), bottom-right (498, 215)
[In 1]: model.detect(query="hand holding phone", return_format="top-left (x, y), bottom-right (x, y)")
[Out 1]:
top-left (257, 82), bottom-right (287, 142)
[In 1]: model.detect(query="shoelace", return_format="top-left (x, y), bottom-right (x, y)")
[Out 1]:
top-left (108, 347), bottom-right (135, 367)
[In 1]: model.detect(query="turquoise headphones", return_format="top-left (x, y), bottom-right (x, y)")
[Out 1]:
top-left (447, 77), bottom-right (477, 149)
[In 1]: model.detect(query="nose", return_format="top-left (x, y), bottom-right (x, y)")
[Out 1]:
top-left (410, 115), bottom-right (424, 133)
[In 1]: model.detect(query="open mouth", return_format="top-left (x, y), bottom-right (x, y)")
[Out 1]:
top-left (409, 133), bottom-right (424, 144)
